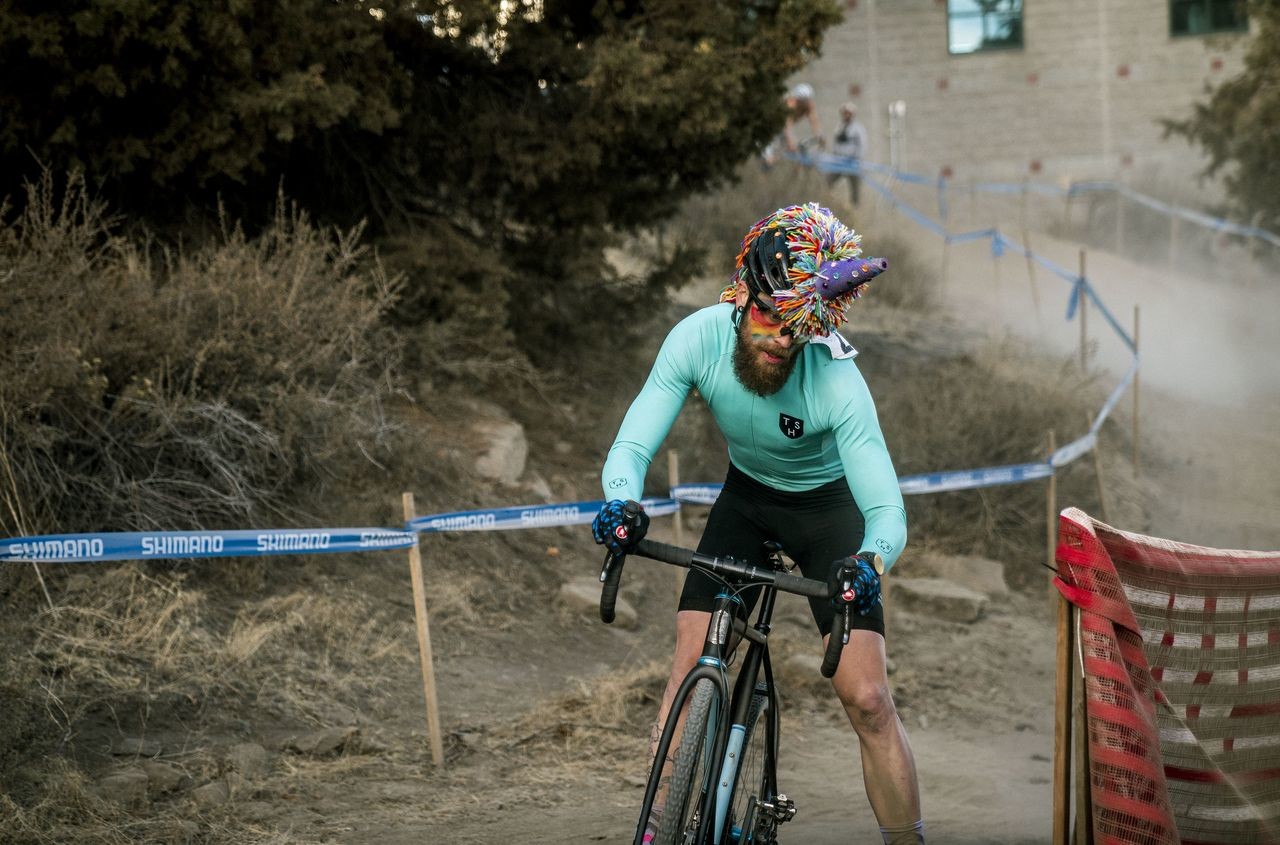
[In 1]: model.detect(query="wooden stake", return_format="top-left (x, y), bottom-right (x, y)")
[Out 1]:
top-left (1115, 192), bottom-right (1125, 256)
top-left (993, 238), bottom-right (1002, 287)
top-left (403, 492), bottom-right (444, 766)
top-left (1078, 251), bottom-right (1088, 371)
top-left (940, 239), bottom-right (950, 293)
top-left (1046, 430), bottom-right (1058, 626)
top-left (1249, 211), bottom-right (1264, 289)
top-left (1087, 415), bottom-right (1111, 524)
top-left (668, 450), bottom-right (684, 603)
top-left (1073, 604), bottom-right (1095, 845)
top-left (1132, 305), bottom-right (1141, 479)
top-left (1053, 585), bottom-right (1074, 845)
top-left (1023, 227), bottom-right (1042, 319)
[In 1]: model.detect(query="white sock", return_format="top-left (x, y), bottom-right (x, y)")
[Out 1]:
top-left (879, 818), bottom-right (924, 844)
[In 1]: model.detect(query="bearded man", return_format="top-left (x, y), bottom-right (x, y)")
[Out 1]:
top-left (592, 204), bottom-right (925, 844)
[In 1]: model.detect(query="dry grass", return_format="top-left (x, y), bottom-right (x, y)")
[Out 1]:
top-left (0, 171), bottom-right (403, 558)
top-left (868, 336), bottom-right (1132, 583)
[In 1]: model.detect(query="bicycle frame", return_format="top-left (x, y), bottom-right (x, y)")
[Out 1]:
top-left (636, 582), bottom-right (782, 845)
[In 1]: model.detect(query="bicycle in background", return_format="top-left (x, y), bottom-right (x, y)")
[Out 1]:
top-left (597, 501), bottom-right (867, 845)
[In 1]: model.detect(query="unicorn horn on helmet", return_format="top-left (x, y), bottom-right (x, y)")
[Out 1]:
top-left (815, 255), bottom-right (889, 300)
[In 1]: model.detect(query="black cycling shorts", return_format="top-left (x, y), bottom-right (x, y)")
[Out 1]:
top-left (679, 463), bottom-right (885, 639)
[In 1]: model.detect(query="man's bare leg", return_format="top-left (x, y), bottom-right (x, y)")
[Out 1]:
top-left (643, 610), bottom-right (712, 837)
top-left (827, 628), bottom-right (924, 842)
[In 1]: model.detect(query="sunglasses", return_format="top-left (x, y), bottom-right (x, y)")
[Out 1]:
top-left (747, 295), bottom-right (800, 338)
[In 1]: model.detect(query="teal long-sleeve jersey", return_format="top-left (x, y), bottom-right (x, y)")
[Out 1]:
top-left (601, 303), bottom-right (907, 570)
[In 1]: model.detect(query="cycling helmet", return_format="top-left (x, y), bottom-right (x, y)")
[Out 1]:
top-left (720, 203), bottom-right (888, 338)
top-left (789, 83), bottom-right (815, 101)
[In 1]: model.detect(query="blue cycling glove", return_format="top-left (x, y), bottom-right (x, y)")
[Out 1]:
top-left (829, 553), bottom-right (882, 616)
top-left (591, 499), bottom-right (649, 553)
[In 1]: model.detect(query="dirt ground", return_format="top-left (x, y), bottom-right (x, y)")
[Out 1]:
top-left (16, 200), bottom-right (1279, 845)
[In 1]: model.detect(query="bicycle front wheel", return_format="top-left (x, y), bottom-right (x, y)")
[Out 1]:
top-left (725, 690), bottom-right (774, 844)
top-left (655, 678), bottom-right (717, 845)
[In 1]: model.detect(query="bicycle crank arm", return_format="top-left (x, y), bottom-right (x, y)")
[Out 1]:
top-left (757, 793), bottom-right (797, 824)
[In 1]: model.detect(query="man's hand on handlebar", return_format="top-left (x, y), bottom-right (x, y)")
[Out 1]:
top-left (591, 499), bottom-right (650, 554)
top-left (829, 552), bottom-right (883, 617)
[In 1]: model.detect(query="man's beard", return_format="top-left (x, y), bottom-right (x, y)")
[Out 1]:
top-left (732, 314), bottom-right (800, 397)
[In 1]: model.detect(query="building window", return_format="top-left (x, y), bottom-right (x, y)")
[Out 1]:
top-left (1170, 0), bottom-right (1248, 36)
top-left (947, 0), bottom-right (1023, 55)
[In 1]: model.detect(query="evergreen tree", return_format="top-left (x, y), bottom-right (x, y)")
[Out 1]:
top-left (1, 1), bottom-right (843, 348)
top-left (1164, 0), bottom-right (1280, 231)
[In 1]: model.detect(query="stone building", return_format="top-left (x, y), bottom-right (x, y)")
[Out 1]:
top-left (800, 0), bottom-right (1254, 188)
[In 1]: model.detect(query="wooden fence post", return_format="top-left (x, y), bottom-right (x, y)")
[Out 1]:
top-left (1073, 602), bottom-right (1095, 844)
top-left (1086, 415), bottom-right (1111, 525)
top-left (1078, 251), bottom-right (1088, 371)
top-left (1054, 587), bottom-right (1075, 845)
top-left (1046, 429), bottom-right (1058, 613)
top-left (940, 239), bottom-right (950, 294)
top-left (1023, 227), bottom-right (1042, 320)
top-left (1115, 192), bottom-right (1125, 256)
top-left (668, 450), bottom-right (684, 603)
top-left (1132, 305), bottom-right (1141, 479)
top-left (402, 492), bottom-right (444, 766)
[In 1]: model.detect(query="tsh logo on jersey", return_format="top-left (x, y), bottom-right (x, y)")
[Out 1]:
top-left (779, 413), bottom-right (804, 439)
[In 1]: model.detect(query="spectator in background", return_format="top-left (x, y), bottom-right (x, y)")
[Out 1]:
top-left (831, 102), bottom-right (869, 205)
top-left (783, 82), bottom-right (823, 156)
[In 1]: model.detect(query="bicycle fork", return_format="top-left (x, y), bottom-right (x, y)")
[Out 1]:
top-left (711, 588), bottom-right (797, 844)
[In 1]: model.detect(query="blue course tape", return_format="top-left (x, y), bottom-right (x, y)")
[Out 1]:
top-left (1, 499), bottom-right (687, 562)
top-left (669, 484), bottom-right (724, 506)
top-left (853, 162), bottom-right (1278, 247)
top-left (898, 463), bottom-right (1054, 495)
top-left (674, 459), bottom-right (1056, 501)
top-left (408, 497), bottom-right (679, 534)
top-left (2, 527), bottom-right (417, 563)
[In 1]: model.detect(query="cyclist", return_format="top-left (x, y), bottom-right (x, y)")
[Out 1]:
top-left (593, 203), bottom-right (924, 844)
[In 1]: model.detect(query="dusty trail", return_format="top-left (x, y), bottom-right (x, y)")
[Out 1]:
top-left (930, 223), bottom-right (1280, 551)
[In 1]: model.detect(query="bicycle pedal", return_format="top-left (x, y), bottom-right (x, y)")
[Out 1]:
top-left (759, 793), bottom-right (797, 824)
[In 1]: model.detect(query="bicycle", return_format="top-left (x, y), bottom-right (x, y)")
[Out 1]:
top-left (597, 501), bottom-right (867, 845)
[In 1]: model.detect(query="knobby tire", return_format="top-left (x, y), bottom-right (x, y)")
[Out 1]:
top-left (655, 678), bottom-right (717, 845)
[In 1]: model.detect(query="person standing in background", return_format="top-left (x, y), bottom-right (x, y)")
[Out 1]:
top-left (831, 102), bottom-right (869, 205)
top-left (783, 83), bottom-right (824, 155)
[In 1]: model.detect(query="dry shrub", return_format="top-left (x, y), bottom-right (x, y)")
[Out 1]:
top-left (0, 171), bottom-right (403, 555)
top-left (30, 565), bottom-right (411, 703)
top-left (0, 760), bottom-right (128, 845)
top-left (868, 338), bottom-right (1116, 585)
top-left (0, 559), bottom-right (418, 841)
top-left (0, 756), bottom-right (327, 845)
top-left (497, 661), bottom-right (667, 753)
